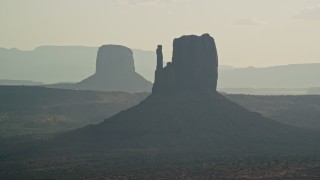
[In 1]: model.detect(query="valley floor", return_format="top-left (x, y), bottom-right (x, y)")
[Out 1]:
top-left (1, 87), bottom-right (320, 179)
top-left (1, 153), bottom-right (320, 179)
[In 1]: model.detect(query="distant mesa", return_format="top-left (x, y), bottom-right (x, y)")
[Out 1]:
top-left (77, 45), bottom-right (152, 92)
top-left (93, 45), bottom-right (135, 78)
top-left (47, 45), bottom-right (152, 92)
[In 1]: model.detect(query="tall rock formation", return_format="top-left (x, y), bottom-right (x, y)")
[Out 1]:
top-left (39, 34), bottom-right (320, 157)
top-left (77, 45), bottom-right (152, 92)
top-left (153, 34), bottom-right (218, 94)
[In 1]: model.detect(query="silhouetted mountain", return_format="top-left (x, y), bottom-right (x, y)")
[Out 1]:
top-left (44, 34), bottom-right (319, 155)
top-left (0, 46), bottom-right (97, 83)
top-left (1, 35), bottom-right (320, 179)
top-left (76, 45), bottom-right (152, 92)
top-left (0, 79), bottom-right (43, 86)
top-left (219, 63), bottom-right (320, 89)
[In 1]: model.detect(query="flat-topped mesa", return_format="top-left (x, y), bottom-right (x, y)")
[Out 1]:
top-left (96, 45), bottom-right (135, 76)
top-left (78, 45), bottom-right (152, 92)
top-left (152, 34), bottom-right (219, 95)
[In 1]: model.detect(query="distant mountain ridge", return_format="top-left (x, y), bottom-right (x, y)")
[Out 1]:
top-left (1, 46), bottom-right (320, 89)
top-left (0, 46), bottom-right (156, 83)
top-left (219, 63), bottom-right (320, 88)
top-left (0, 46), bottom-right (97, 83)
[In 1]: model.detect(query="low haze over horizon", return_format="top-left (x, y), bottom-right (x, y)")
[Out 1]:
top-left (1, 0), bottom-right (320, 67)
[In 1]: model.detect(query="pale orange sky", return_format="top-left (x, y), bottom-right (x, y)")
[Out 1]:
top-left (1, 0), bottom-right (320, 67)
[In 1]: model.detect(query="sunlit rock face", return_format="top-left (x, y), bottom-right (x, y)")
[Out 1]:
top-left (78, 45), bottom-right (152, 92)
top-left (153, 34), bottom-right (218, 94)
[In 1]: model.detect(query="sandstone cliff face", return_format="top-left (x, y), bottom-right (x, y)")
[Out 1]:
top-left (78, 45), bottom-right (152, 92)
top-left (153, 34), bottom-right (218, 94)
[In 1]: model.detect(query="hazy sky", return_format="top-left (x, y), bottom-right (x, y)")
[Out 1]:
top-left (1, 0), bottom-right (320, 67)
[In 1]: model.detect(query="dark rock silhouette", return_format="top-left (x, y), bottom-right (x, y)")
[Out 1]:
top-left (48, 34), bottom-right (319, 155)
top-left (14, 34), bottom-right (320, 157)
top-left (153, 34), bottom-right (218, 94)
top-left (77, 45), bottom-right (152, 92)
top-left (156, 45), bottom-right (163, 70)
